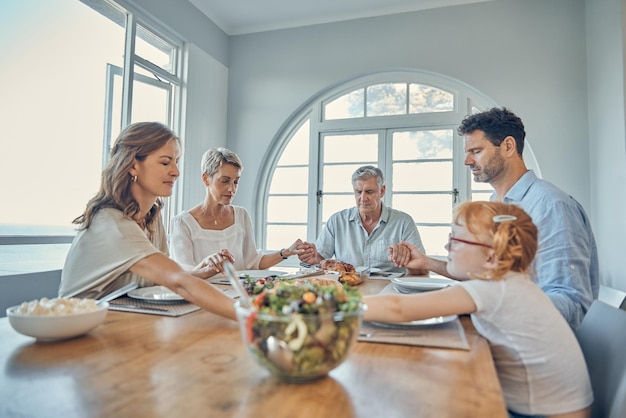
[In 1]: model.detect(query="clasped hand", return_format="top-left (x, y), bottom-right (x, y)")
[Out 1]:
top-left (295, 239), bottom-right (322, 265)
top-left (388, 241), bottom-right (427, 270)
top-left (197, 249), bottom-right (235, 273)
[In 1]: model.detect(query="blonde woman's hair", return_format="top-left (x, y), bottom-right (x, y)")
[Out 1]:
top-left (73, 122), bottom-right (180, 232)
top-left (453, 201), bottom-right (537, 280)
top-left (201, 147), bottom-right (243, 177)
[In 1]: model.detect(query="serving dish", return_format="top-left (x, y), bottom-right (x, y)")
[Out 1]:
top-left (235, 280), bottom-right (363, 382)
top-left (7, 300), bottom-right (109, 340)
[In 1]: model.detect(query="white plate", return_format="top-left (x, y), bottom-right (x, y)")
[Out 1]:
top-left (391, 276), bottom-right (458, 291)
top-left (370, 315), bottom-right (457, 328)
top-left (237, 270), bottom-right (288, 280)
top-left (127, 286), bottom-right (185, 302)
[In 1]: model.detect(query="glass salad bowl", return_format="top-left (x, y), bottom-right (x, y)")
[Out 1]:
top-left (235, 278), bottom-right (364, 382)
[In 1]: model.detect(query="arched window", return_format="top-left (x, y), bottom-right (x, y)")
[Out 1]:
top-left (256, 70), bottom-right (540, 257)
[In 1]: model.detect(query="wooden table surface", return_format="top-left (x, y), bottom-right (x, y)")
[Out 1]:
top-left (1, 278), bottom-right (507, 418)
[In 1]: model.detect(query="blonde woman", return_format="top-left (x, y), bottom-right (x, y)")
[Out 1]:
top-left (59, 122), bottom-right (236, 320)
top-left (170, 147), bottom-right (300, 274)
top-left (364, 201), bottom-right (592, 418)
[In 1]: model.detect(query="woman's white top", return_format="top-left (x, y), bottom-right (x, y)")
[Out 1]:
top-left (460, 272), bottom-right (593, 415)
top-left (59, 208), bottom-right (166, 299)
top-left (170, 206), bottom-right (263, 271)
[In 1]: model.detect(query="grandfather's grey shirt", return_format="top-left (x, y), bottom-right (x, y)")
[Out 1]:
top-left (498, 170), bottom-right (599, 328)
top-left (315, 204), bottom-right (424, 273)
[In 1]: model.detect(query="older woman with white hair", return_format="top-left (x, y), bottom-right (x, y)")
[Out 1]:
top-left (170, 147), bottom-right (300, 275)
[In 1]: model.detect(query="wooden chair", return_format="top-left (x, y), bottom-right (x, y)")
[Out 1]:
top-left (575, 300), bottom-right (626, 418)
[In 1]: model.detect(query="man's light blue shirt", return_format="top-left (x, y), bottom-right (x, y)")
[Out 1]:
top-left (315, 204), bottom-right (425, 273)
top-left (498, 170), bottom-right (599, 328)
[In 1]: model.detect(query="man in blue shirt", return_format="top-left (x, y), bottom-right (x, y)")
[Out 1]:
top-left (297, 165), bottom-right (428, 275)
top-left (404, 107), bottom-right (599, 328)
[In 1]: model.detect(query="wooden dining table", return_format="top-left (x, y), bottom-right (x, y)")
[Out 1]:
top-left (0, 277), bottom-right (507, 418)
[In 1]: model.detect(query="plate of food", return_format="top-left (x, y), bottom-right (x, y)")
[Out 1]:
top-left (370, 315), bottom-right (457, 328)
top-left (237, 270), bottom-right (288, 279)
top-left (320, 259), bottom-right (364, 286)
top-left (391, 276), bottom-right (458, 292)
top-left (210, 270), bottom-right (289, 285)
top-left (127, 286), bottom-right (185, 303)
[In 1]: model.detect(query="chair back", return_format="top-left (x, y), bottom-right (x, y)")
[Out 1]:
top-left (576, 300), bottom-right (626, 418)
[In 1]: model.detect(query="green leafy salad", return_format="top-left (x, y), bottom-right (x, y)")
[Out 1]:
top-left (241, 279), bottom-right (363, 380)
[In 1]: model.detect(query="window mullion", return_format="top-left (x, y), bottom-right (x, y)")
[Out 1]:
top-left (121, 12), bottom-right (136, 128)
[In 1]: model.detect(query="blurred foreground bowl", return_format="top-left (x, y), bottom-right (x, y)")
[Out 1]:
top-left (235, 300), bottom-right (364, 382)
top-left (6, 301), bottom-right (109, 341)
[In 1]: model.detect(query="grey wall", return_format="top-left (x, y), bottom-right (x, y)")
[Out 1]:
top-left (586, 0), bottom-right (626, 291)
top-left (227, 0), bottom-right (590, 217)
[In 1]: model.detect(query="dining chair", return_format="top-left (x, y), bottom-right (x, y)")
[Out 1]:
top-left (575, 300), bottom-right (626, 418)
top-left (598, 284), bottom-right (626, 310)
top-left (0, 270), bottom-right (62, 317)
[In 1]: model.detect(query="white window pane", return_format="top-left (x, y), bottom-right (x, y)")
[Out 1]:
top-left (366, 83), bottom-right (407, 117)
top-left (136, 24), bottom-right (175, 74)
top-left (266, 225), bottom-right (306, 251)
top-left (267, 196), bottom-right (308, 223)
top-left (322, 195), bottom-right (355, 222)
top-left (324, 89), bottom-right (364, 120)
top-left (0, 0), bottom-right (124, 233)
top-left (322, 164), bottom-right (364, 193)
top-left (393, 194), bottom-right (453, 224)
top-left (472, 192), bottom-right (492, 202)
top-left (393, 162), bottom-right (453, 192)
top-left (269, 167), bottom-right (308, 194)
top-left (323, 133), bottom-right (378, 163)
top-left (131, 79), bottom-right (170, 124)
top-left (408, 83), bottom-right (454, 113)
top-left (472, 177), bottom-right (494, 191)
top-left (392, 129), bottom-right (453, 159)
top-left (418, 226), bottom-right (451, 256)
top-left (278, 120), bottom-right (309, 165)
top-left (0, 244), bottom-right (72, 274)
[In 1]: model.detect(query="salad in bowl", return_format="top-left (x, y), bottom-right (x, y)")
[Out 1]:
top-left (235, 278), bottom-right (364, 382)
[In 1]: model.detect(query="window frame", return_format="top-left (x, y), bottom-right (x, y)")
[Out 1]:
top-left (256, 70), bottom-right (542, 253)
top-left (0, 0), bottom-right (184, 256)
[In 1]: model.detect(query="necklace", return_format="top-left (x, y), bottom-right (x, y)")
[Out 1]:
top-left (201, 205), bottom-right (223, 226)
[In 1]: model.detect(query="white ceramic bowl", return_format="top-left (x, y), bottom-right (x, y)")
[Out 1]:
top-left (6, 301), bottom-right (109, 341)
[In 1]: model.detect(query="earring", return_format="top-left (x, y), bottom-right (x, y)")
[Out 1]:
top-left (131, 175), bottom-right (137, 183)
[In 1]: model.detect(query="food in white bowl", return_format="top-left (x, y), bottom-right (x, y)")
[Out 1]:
top-left (235, 278), bottom-right (364, 382)
top-left (6, 297), bottom-right (109, 341)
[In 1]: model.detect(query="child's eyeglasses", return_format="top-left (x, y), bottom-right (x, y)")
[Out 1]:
top-left (448, 234), bottom-right (492, 249)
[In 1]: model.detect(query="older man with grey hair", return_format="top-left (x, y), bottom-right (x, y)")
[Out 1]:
top-left (297, 165), bottom-right (428, 275)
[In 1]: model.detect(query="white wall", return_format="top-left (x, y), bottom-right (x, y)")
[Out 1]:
top-left (178, 44), bottom-right (229, 213)
top-left (586, 0), bottom-right (626, 291)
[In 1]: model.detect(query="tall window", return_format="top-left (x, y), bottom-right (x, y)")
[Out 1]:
top-left (0, 0), bottom-right (182, 274)
top-left (259, 71), bottom-right (540, 257)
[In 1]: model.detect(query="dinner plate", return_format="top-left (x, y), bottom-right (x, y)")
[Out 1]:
top-left (237, 270), bottom-right (288, 280)
top-left (370, 315), bottom-right (457, 328)
top-left (127, 286), bottom-right (185, 303)
top-left (391, 276), bottom-right (458, 292)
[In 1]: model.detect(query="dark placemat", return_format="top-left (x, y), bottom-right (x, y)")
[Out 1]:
top-left (108, 296), bottom-right (201, 317)
top-left (357, 283), bottom-right (469, 350)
